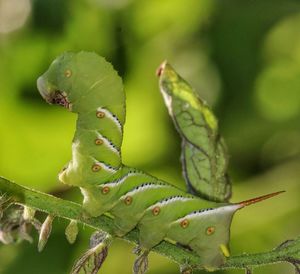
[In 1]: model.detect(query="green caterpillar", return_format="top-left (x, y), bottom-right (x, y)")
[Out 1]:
top-left (37, 51), bottom-right (282, 273)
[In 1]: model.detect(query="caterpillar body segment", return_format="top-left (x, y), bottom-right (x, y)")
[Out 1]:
top-left (37, 52), bottom-right (125, 188)
top-left (158, 62), bottom-right (231, 203)
top-left (80, 165), bottom-right (230, 266)
top-left (166, 205), bottom-right (238, 269)
top-left (138, 195), bottom-right (218, 250)
top-left (79, 166), bottom-right (281, 270)
top-left (80, 167), bottom-right (154, 217)
top-left (37, 52), bottom-right (284, 272)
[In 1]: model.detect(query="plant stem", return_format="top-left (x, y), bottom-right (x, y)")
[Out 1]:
top-left (0, 176), bottom-right (299, 271)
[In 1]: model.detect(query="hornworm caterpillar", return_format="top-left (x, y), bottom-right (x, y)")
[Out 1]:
top-left (37, 51), bottom-right (283, 273)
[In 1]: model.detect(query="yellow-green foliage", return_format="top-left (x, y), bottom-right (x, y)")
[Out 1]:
top-left (0, 1), bottom-right (300, 273)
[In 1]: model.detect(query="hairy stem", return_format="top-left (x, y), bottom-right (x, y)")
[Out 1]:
top-left (0, 176), bottom-right (299, 271)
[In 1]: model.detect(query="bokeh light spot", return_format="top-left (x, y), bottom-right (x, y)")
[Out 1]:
top-left (0, 0), bottom-right (31, 34)
top-left (255, 62), bottom-right (300, 121)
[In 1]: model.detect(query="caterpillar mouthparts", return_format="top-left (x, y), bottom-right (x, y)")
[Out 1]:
top-left (37, 76), bottom-right (70, 109)
top-left (50, 91), bottom-right (70, 109)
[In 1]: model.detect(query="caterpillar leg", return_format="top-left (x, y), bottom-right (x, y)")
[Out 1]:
top-left (71, 231), bottom-right (112, 274)
top-left (80, 187), bottom-right (111, 217)
top-left (133, 246), bottom-right (149, 274)
top-left (113, 216), bottom-right (137, 237)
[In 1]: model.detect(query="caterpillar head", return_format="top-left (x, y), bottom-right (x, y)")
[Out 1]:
top-left (37, 52), bottom-right (75, 111)
top-left (37, 51), bottom-right (124, 114)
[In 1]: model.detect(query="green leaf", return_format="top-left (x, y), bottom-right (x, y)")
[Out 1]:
top-left (158, 62), bottom-right (231, 202)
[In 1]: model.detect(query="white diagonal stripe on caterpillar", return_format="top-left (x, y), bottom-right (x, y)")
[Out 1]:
top-left (91, 157), bottom-right (120, 173)
top-left (103, 171), bottom-right (148, 188)
top-left (175, 204), bottom-right (239, 222)
top-left (97, 107), bottom-right (122, 132)
top-left (121, 183), bottom-right (167, 197)
top-left (95, 131), bottom-right (120, 155)
top-left (155, 195), bottom-right (195, 206)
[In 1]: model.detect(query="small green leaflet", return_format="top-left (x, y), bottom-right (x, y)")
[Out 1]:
top-left (158, 62), bottom-right (231, 202)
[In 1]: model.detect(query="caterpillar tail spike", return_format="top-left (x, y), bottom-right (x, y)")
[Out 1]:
top-left (236, 191), bottom-right (285, 209)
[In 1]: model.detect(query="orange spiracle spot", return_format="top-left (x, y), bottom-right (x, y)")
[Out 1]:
top-left (64, 69), bottom-right (72, 78)
top-left (102, 186), bottom-right (110, 194)
top-left (206, 226), bottom-right (215, 235)
top-left (92, 164), bottom-right (101, 172)
top-left (124, 196), bottom-right (133, 205)
top-left (96, 111), bottom-right (105, 118)
top-left (180, 219), bottom-right (189, 229)
top-left (95, 138), bottom-right (103, 145)
top-left (152, 206), bottom-right (160, 216)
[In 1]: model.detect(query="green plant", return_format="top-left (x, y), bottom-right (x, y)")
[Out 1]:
top-left (0, 52), bottom-right (299, 274)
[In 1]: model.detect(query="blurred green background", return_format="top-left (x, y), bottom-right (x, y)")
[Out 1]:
top-left (0, 0), bottom-right (300, 273)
